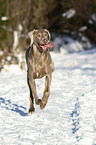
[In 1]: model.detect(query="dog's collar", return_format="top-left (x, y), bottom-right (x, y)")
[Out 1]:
top-left (33, 42), bottom-right (48, 53)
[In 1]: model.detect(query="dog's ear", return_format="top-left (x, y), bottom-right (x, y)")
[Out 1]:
top-left (44, 29), bottom-right (51, 41)
top-left (28, 29), bottom-right (36, 46)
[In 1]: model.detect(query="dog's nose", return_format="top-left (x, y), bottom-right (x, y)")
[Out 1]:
top-left (43, 39), bottom-right (47, 43)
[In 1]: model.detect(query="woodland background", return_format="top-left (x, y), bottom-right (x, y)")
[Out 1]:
top-left (0, 0), bottom-right (96, 70)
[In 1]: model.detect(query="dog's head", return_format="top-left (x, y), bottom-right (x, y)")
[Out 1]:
top-left (28, 29), bottom-right (54, 52)
top-left (28, 29), bottom-right (50, 46)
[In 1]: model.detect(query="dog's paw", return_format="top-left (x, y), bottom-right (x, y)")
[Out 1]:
top-left (28, 107), bottom-right (35, 114)
top-left (36, 99), bottom-right (41, 105)
top-left (40, 101), bottom-right (47, 109)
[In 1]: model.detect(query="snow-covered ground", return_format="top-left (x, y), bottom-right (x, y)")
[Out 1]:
top-left (0, 49), bottom-right (96, 145)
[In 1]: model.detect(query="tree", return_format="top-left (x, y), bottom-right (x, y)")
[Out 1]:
top-left (0, 0), bottom-right (60, 69)
top-left (61, 0), bottom-right (96, 43)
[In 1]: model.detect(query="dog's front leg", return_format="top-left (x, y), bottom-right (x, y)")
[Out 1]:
top-left (29, 79), bottom-right (41, 105)
top-left (40, 74), bottom-right (52, 109)
top-left (27, 75), bottom-right (35, 114)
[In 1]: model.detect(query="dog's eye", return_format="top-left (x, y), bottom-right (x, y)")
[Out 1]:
top-left (37, 33), bottom-right (41, 38)
top-left (43, 33), bottom-right (48, 37)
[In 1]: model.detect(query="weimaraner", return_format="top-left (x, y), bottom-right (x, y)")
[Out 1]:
top-left (26, 29), bottom-right (54, 114)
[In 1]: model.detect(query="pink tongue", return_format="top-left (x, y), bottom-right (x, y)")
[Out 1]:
top-left (40, 43), bottom-right (55, 50)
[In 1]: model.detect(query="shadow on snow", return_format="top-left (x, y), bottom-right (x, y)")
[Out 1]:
top-left (70, 98), bottom-right (82, 142)
top-left (0, 97), bottom-right (28, 116)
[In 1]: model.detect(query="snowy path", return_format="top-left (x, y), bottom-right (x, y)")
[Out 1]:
top-left (0, 50), bottom-right (96, 145)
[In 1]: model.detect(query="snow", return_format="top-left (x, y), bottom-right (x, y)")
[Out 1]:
top-left (2, 64), bottom-right (23, 73)
top-left (61, 40), bottom-right (83, 53)
top-left (88, 20), bottom-right (93, 24)
top-left (13, 31), bottom-right (19, 49)
top-left (53, 36), bottom-right (92, 53)
top-left (88, 14), bottom-right (96, 25)
top-left (0, 50), bottom-right (3, 56)
top-left (91, 14), bottom-right (96, 22)
top-left (79, 26), bottom-right (87, 32)
top-left (0, 49), bottom-right (96, 144)
top-left (18, 24), bottom-right (23, 31)
top-left (62, 9), bottom-right (76, 19)
top-left (7, 56), bottom-right (11, 61)
top-left (53, 37), bottom-right (83, 53)
top-left (1, 16), bottom-right (8, 21)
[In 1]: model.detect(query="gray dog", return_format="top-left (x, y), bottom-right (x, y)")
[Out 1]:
top-left (26, 29), bottom-right (54, 114)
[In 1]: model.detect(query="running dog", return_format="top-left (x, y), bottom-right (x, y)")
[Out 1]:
top-left (26, 29), bottom-right (54, 114)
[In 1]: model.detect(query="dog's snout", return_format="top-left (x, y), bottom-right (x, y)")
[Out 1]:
top-left (43, 39), bottom-right (47, 44)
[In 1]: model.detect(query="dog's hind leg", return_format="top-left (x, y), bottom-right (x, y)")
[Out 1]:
top-left (40, 74), bottom-right (52, 109)
top-left (27, 75), bottom-right (35, 114)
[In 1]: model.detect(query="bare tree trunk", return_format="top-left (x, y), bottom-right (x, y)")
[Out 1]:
top-left (32, 0), bottom-right (48, 29)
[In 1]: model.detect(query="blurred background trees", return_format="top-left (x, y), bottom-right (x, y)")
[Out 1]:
top-left (61, 0), bottom-right (96, 43)
top-left (0, 0), bottom-right (96, 69)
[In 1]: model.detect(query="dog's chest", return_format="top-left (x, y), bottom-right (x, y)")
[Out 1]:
top-left (32, 52), bottom-right (54, 79)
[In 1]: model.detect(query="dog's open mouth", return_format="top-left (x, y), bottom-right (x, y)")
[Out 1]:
top-left (39, 42), bottom-right (55, 51)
